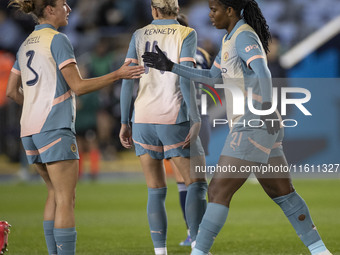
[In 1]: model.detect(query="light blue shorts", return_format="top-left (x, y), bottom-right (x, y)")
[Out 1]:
top-left (221, 127), bottom-right (284, 164)
top-left (21, 128), bottom-right (79, 164)
top-left (132, 122), bottom-right (205, 160)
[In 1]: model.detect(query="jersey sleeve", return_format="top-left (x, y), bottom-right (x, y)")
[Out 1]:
top-left (11, 59), bottom-right (21, 75)
top-left (125, 32), bottom-right (138, 64)
top-left (121, 33), bottom-right (138, 124)
top-left (51, 33), bottom-right (76, 70)
top-left (179, 30), bottom-right (197, 64)
top-left (236, 31), bottom-right (265, 68)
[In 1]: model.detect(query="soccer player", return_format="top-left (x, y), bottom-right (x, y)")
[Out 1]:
top-left (6, 0), bottom-right (144, 254)
top-left (119, 1), bottom-right (208, 254)
top-left (142, 0), bottom-right (333, 254)
top-left (169, 13), bottom-right (213, 247)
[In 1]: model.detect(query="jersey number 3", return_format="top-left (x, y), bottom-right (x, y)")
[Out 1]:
top-left (26, 50), bottom-right (39, 86)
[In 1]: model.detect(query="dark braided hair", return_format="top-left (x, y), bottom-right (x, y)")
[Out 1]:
top-left (218, 0), bottom-right (271, 54)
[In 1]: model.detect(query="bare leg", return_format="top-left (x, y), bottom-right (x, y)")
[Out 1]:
top-left (256, 156), bottom-right (294, 198)
top-left (46, 160), bottom-right (78, 229)
top-left (35, 163), bottom-right (56, 221)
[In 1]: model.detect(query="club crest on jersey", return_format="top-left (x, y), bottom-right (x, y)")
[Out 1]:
top-left (71, 144), bottom-right (77, 153)
top-left (223, 52), bottom-right (229, 62)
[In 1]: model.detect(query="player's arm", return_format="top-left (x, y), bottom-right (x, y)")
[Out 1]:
top-left (61, 60), bottom-right (143, 96)
top-left (52, 33), bottom-right (144, 96)
top-left (236, 31), bottom-right (272, 103)
top-left (120, 33), bottom-right (138, 149)
top-left (179, 30), bottom-right (201, 123)
top-left (236, 31), bottom-right (279, 134)
top-left (142, 46), bottom-right (222, 85)
top-left (6, 63), bottom-right (23, 105)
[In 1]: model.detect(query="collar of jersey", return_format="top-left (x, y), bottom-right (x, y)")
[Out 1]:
top-left (35, 24), bottom-right (58, 31)
top-left (151, 19), bottom-right (179, 25)
top-left (225, 19), bottom-right (246, 42)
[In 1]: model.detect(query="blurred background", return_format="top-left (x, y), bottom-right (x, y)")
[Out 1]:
top-left (0, 0), bottom-right (340, 182)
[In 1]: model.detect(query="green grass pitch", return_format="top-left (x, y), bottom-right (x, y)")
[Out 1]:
top-left (0, 178), bottom-right (339, 254)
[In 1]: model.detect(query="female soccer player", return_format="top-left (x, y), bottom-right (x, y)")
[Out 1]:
top-left (119, 0), bottom-right (208, 254)
top-left (6, 0), bottom-right (144, 254)
top-left (142, 0), bottom-right (332, 254)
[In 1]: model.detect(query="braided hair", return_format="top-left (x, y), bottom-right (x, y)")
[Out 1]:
top-left (218, 0), bottom-right (271, 54)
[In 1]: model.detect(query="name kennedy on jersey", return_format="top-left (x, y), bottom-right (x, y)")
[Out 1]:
top-left (144, 28), bottom-right (177, 36)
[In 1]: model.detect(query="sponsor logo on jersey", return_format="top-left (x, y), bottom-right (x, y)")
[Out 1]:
top-left (245, 44), bottom-right (259, 52)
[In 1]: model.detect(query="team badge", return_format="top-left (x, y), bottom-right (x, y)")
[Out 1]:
top-left (70, 144), bottom-right (77, 153)
top-left (223, 52), bottom-right (229, 61)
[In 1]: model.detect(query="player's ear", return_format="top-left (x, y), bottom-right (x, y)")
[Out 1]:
top-left (44, 5), bottom-right (54, 17)
top-left (226, 6), bottom-right (233, 17)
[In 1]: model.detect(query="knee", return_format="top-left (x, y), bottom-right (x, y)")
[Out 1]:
top-left (55, 190), bottom-right (76, 206)
top-left (207, 183), bottom-right (234, 207)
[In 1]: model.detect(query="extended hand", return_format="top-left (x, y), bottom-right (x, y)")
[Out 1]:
top-left (142, 45), bottom-right (174, 71)
top-left (260, 102), bottom-right (280, 135)
top-left (118, 60), bottom-right (145, 79)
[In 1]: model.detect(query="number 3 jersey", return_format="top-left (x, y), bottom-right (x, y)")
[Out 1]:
top-left (123, 19), bottom-right (197, 124)
top-left (12, 24), bottom-right (76, 137)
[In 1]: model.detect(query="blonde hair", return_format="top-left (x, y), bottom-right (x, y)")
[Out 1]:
top-left (151, 0), bottom-right (179, 17)
top-left (8, 0), bottom-right (57, 22)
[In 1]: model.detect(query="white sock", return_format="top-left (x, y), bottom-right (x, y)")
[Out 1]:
top-left (154, 247), bottom-right (167, 255)
top-left (316, 250), bottom-right (332, 255)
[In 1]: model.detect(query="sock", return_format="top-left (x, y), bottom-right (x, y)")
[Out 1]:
top-left (177, 182), bottom-right (188, 228)
top-left (154, 247), bottom-right (168, 255)
top-left (273, 191), bottom-right (326, 254)
top-left (43, 221), bottom-right (57, 255)
top-left (185, 182), bottom-right (207, 241)
top-left (53, 227), bottom-right (77, 255)
top-left (193, 203), bottom-right (229, 254)
top-left (147, 187), bottom-right (167, 249)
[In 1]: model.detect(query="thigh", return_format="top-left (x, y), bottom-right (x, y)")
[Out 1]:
top-left (256, 155), bottom-right (295, 198)
top-left (208, 156), bottom-right (254, 207)
top-left (139, 153), bottom-right (166, 189)
top-left (132, 123), bottom-right (164, 159)
top-left (46, 159), bottom-right (79, 198)
top-left (171, 155), bottom-right (206, 186)
top-left (34, 163), bottom-right (53, 189)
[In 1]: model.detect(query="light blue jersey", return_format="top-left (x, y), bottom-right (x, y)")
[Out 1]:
top-left (171, 19), bottom-right (284, 164)
top-left (12, 24), bottom-right (76, 137)
top-left (121, 19), bottom-right (200, 125)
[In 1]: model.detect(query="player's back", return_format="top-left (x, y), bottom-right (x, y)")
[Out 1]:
top-left (15, 24), bottom-right (76, 137)
top-left (133, 21), bottom-right (194, 124)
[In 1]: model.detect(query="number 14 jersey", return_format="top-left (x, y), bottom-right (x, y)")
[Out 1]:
top-left (125, 19), bottom-right (196, 124)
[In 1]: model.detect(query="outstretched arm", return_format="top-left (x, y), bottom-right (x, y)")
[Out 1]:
top-left (142, 45), bottom-right (222, 85)
top-left (61, 60), bottom-right (144, 96)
